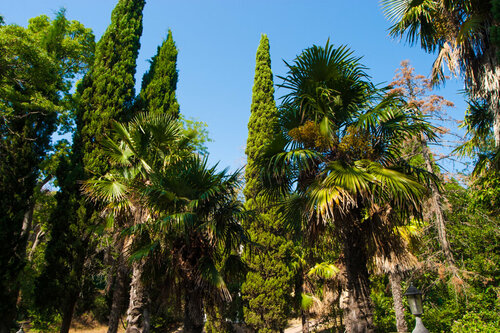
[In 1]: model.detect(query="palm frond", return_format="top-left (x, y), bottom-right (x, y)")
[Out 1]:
top-left (198, 257), bottom-right (231, 302)
top-left (82, 174), bottom-right (130, 205)
top-left (307, 262), bottom-right (340, 279)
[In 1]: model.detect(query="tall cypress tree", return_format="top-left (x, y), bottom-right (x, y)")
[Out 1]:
top-left (80, 0), bottom-right (145, 175)
top-left (36, 2), bottom-right (145, 332)
top-left (242, 35), bottom-right (294, 333)
top-left (137, 29), bottom-right (180, 118)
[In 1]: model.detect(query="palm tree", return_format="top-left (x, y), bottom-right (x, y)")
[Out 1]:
top-left (261, 42), bottom-right (436, 333)
top-left (83, 112), bottom-right (191, 333)
top-left (140, 156), bottom-right (248, 333)
top-left (381, 0), bottom-right (500, 148)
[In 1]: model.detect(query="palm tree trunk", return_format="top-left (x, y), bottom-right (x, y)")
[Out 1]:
top-left (183, 281), bottom-right (205, 333)
top-left (389, 272), bottom-right (408, 333)
top-left (108, 238), bottom-right (129, 333)
top-left (125, 260), bottom-right (149, 333)
top-left (421, 140), bottom-right (454, 265)
top-left (478, 50), bottom-right (500, 148)
top-left (342, 224), bottom-right (375, 333)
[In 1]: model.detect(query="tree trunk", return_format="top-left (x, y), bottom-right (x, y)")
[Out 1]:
top-left (183, 281), bottom-right (204, 333)
top-left (296, 269), bottom-right (310, 333)
top-left (27, 228), bottom-right (44, 261)
top-left (0, 323), bottom-right (9, 333)
top-left (108, 238), bottom-right (129, 333)
top-left (477, 50), bottom-right (500, 148)
top-left (389, 272), bottom-right (408, 333)
top-left (0, 295), bottom-right (17, 333)
top-left (301, 310), bottom-right (310, 333)
top-left (421, 140), bottom-right (454, 265)
top-left (60, 290), bottom-right (78, 333)
top-left (493, 101), bottom-right (500, 148)
top-left (125, 260), bottom-right (149, 333)
top-left (342, 224), bottom-right (375, 333)
top-left (59, 234), bottom-right (89, 333)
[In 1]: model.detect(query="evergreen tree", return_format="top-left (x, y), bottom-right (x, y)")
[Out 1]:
top-left (241, 35), bottom-right (294, 333)
top-left (80, 0), bottom-right (145, 175)
top-left (37, 1), bottom-right (145, 332)
top-left (137, 29), bottom-right (180, 118)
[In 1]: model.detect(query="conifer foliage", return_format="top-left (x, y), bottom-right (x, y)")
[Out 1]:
top-left (242, 35), bottom-right (294, 333)
top-left (79, 0), bottom-right (145, 176)
top-left (36, 1), bottom-right (145, 332)
top-left (138, 30), bottom-right (180, 118)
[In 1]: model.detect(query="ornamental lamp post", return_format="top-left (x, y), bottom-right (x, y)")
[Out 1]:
top-left (404, 284), bottom-right (429, 333)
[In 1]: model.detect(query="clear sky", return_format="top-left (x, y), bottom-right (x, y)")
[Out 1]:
top-left (1, 0), bottom-right (467, 173)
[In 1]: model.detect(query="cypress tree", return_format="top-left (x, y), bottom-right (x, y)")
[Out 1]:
top-left (242, 34), bottom-right (294, 333)
top-left (37, 2), bottom-right (145, 332)
top-left (80, 0), bottom-right (145, 175)
top-left (137, 29), bottom-right (180, 118)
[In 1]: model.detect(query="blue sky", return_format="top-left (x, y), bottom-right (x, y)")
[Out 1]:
top-left (2, 0), bottom-right (467, 173)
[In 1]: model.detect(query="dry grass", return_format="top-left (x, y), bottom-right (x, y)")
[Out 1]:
top-left (69, 325), bottom-right (125, 333)
top-left (68, 314), bottom-right (125, 333)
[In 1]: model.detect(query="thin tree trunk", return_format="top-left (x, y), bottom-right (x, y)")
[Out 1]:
top-left (125, 260), bottom-right (149, 333)
top-left (301, 310), bottom-right (310, 333)
top-left (421, 140), bottom-right (454, 265)
top-left (183, 281), bottom-right (204, 333)
top-left (20, 175), bottom-right (52, 243)
top-left (27, 228), bottom-right (44, 261)
top-left (342, 224), bottom-right (375, 333)
top-left (108, 238), bottom-right (129, 333)
top-left (493, 102), bottom-right (500, 148)
top-left (389, 272), bottom-right (408, 333)
top-left (296, 269), bottom-right (310, 333)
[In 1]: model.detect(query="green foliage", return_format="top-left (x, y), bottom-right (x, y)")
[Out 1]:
top-left (263, 40), bottom-right (438, 332)
top-left (181, 116), bottom-right (212, 155)
top-left (17, 190), bottom-right (57, 317)
top-left (137, 30), bottom-right (179, 118)
top-left (0, 11), bottom-right (94, 328)
top-left (79, 0), bottom-right (145, 177)
top-left (491, 0), bottom-right (500, 61)
top-left (90, 295), bottom-right (109, 324)
top-left (371, 276), bottom-right (398, 333)
top-left (35, 1), bottom-right (145, 328)
top-left (452, 311), bottom-right (500, 332)
top-left (371, 178), bottom-right (500, 332)
top-left (29, 311), bottom-right (61, 332)
top-left (242, 35), bottom-right (294, 332)
top-left (34, 152), bottom-right (89, 324)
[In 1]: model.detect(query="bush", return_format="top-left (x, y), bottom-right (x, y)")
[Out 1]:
top-left (452, 311), bottom-right (500, 332)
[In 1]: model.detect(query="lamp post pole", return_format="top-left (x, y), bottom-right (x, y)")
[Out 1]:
top-left (404, 284), bottom-right (429, 333)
